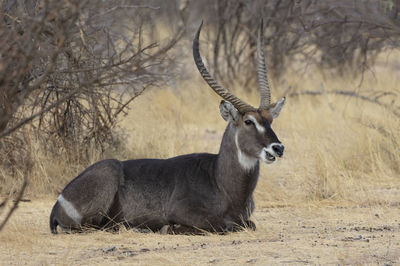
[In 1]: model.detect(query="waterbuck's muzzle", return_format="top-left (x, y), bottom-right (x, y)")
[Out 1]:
top-left (271, 143), bottom-right (284, 157)
top-left (262, 143), bottom-right (284, 164)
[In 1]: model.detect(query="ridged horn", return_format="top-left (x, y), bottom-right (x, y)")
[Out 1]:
top-left (257, 19), bottom-right (271, 108)
top-left (193, 21), bottom-right (256, 114)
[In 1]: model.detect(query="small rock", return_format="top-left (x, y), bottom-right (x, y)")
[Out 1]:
top-left (103, 246), bottom-right (116, 253)
top-left (122, 250), bottom-right (136, 257)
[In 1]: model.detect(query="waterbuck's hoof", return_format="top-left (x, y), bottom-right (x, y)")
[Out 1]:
top-left (160, 225), bottom-right (170, 235)
top-left (245, 220), bottom-right (256, 231)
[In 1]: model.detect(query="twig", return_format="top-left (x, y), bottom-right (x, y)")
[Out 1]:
top-left (0, 178), bottom-right (27, 231)
top-left (0, 89), bottom-right (80, 138)
top-left (289, 90), bottom-right (400, 118)
top-left (91, 5), bottom-right (160, 19)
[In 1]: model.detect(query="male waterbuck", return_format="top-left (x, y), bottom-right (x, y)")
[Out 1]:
top-left (50, 21), bottom-right (285, 234)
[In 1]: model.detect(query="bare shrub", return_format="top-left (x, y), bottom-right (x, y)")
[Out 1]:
top-left (1, 0), bottom-right (183, 146)
top-left (176, 0), bottom-right (400, 87)
top-left (0, 0), bottom-right (184, 229)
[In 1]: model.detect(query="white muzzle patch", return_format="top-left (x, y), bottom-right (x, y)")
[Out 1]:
top-left (260, 143), bottom-right (284, 164)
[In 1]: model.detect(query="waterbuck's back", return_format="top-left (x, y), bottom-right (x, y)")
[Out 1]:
top-left (119, 153), bottom-right (220, 226)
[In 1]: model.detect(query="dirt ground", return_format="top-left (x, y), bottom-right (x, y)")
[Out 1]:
top-left (0, 199), bottom-right (399, 265)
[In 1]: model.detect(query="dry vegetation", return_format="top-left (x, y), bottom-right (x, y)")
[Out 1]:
top-left (1, 200), bottom-right (399, 265)
top-left (1, 62), bottom-right (400, 264)
top-left (3, 58), bottom-right (400, 205)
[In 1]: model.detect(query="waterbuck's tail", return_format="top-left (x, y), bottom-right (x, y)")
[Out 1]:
top-left (50, 202), bottom-right (59, 234)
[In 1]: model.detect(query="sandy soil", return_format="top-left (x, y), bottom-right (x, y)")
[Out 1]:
top-left (0, 199), bottom-right (399, 265)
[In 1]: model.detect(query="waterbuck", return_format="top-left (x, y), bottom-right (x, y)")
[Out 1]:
top-left (50, 21), bottom-right (285, 234)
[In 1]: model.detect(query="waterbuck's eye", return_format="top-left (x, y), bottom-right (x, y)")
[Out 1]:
top-left (244, 120), bottom-right (254, 126)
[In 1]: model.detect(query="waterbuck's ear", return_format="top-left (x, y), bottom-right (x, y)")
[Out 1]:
top-left (219, 100), bottom-right (240, 123)
top-left (269, 97), bottom-right (285, 119)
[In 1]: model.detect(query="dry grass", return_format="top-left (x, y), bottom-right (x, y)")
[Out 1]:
top-left (1, 200), bottom-right (399, 265)
top-left (121, 68), bottom-right (400, 207)
top-left (1, 58), bottom-right (400, 264)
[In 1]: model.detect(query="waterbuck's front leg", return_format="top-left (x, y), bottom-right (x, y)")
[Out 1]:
top-left (167, 199), bottom-right (256, 233)
top-left (167, 200), bottom-right (229, 233)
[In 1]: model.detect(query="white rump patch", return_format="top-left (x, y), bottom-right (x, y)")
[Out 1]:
top-left (235, 132), bottom-right (258, 171)
top-left (58, 194), bottom-right (82, 224)
top-left (247, 115), bottom-right (265, 133)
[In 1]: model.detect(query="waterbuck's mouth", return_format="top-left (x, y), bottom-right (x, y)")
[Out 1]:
top-left (260, 149), bottom-right (276, 164)
top-left (265, 151), bottom-right (276, 162)
top-left (260, 143), bottom-right (284, 164)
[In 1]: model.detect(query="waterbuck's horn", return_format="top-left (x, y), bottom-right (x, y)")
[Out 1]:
top-left (193, 21), bottom-right (256, 114)
top-left (257, 19), bottom-right (271, 108)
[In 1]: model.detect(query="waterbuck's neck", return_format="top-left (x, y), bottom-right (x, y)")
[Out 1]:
top-left (215, 123), bottom-right (260, 207)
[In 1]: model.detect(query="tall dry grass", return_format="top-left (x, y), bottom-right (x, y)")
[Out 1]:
top-left (0, 62), bottom-right (399, 208)
top-left (122, 68), bottom-right (400, 208)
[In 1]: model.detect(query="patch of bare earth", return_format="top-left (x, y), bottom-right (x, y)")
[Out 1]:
top-left (1, 199), bottom-right (399, 265)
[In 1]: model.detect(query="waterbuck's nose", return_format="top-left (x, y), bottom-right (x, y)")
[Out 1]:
top-left (272, 144), bottom-right (284, 157)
